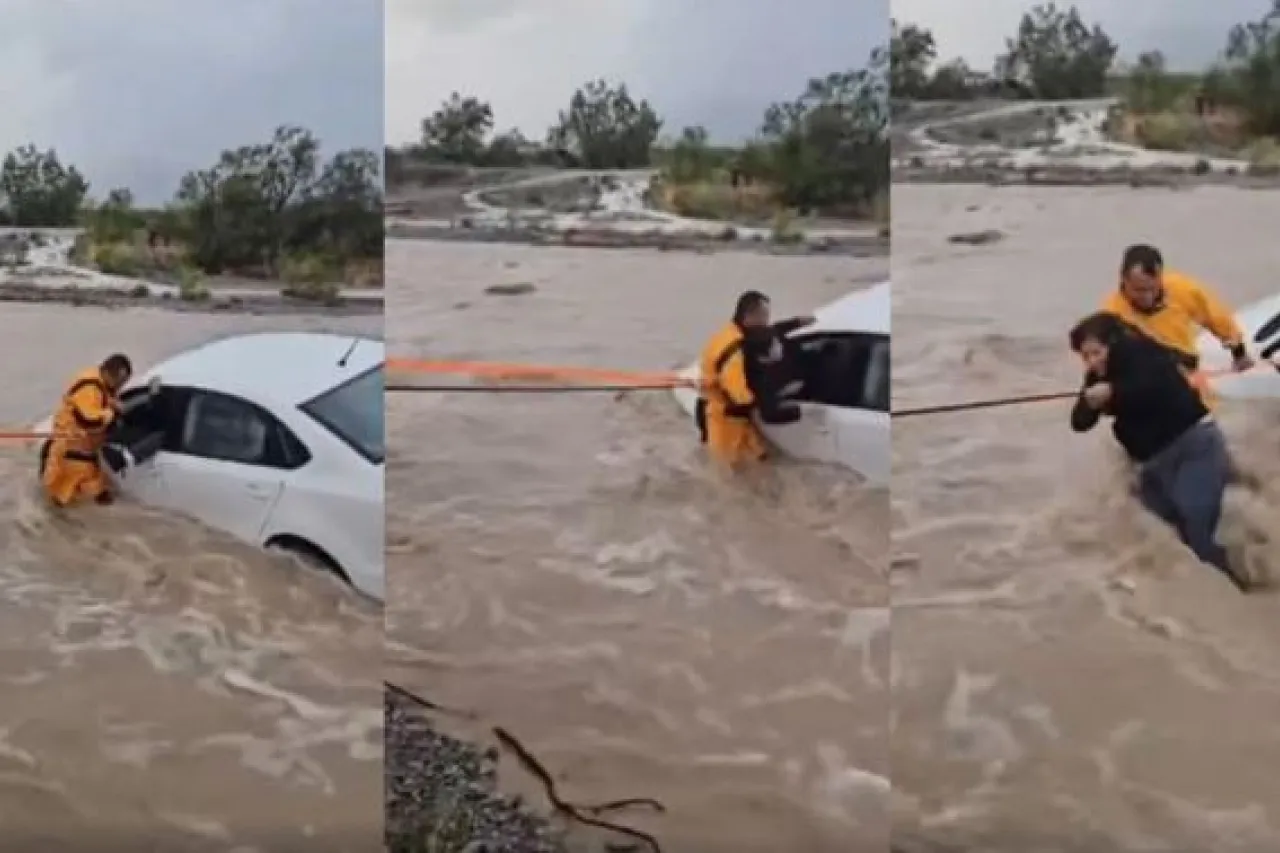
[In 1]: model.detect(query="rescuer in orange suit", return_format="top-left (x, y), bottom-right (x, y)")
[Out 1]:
top-left (42, 354), bottom-right (132, 507)
top-left (696, 291), bottom-right (813, 465)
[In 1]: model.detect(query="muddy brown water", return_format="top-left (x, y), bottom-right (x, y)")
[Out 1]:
top-left (386, 241), bottom-right (889, 852)
top-left (0, 305), bottom-right (382, 851)
top-left (893, 184), bottom-right (1280, 852)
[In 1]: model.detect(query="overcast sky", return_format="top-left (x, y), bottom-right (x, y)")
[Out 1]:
top-left (0, 0), bottom-right (382, 205)
top-left (387, 0), bottom-right (888, 146)
top-left (895, 0), bottom-right (1266, 71)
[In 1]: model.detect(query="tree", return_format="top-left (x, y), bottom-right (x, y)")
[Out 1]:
top-left (0, 145), bottom-right (89, 227)
top-left (421, 93), bottom-right (495, 164)
top-left (760, 47), bottom-right (888, 215)
top-left (174, 126), bottom-right (380, 274)
top-left (547, 80), bottom-right (663, 169)
top-left (83, 186), bottom-right (145, 243)
top-left (1122, 50), bottom-right (1180, 113)
top-left (664, 126), bottom-right (718, 184)
top-left (926, 59), bottom-right (978, 100)
top-left (890, 20), bottom-right (938, 99)
top-left (1220, 2), bottom-right (1280, 135)
top-left (484, 129), bottom-right (532, 167)
top-left (996, 3), bottom-right (1117, 99)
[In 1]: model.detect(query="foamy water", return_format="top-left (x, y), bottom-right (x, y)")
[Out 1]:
top-left (893, 184), bottom-right (1280, 851)
top-left (387, 170), bottom-right (871, 243)
top-left (896, 98), bottom-right (1248, 171)
top-left (0, 305), bottom-right (382, 850)
top-left (386, 240), bottom-right (889, 852)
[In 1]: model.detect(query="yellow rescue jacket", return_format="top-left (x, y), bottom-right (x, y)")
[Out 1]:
top-left (1101, 269), bottom-right (1244, 366)
top-left (699, 321), bottom-right (754, 418)
top-left (52, 367), bottom-right (116, 454)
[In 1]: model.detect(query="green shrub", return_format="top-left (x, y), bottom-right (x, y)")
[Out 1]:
top-left (177, 264), bottom-right (210, 301)
top-left (92, 241), bottom-right (142, 276)
top-left (280, 253), bottom-right (341, 304)
top-left (1133, 112), bottom-right (1196, 152)
top-left (771, 208), bottom-right (804, 244)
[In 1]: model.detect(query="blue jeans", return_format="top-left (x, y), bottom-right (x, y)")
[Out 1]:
top-left (1135, 420), bottom-right (1240, 589)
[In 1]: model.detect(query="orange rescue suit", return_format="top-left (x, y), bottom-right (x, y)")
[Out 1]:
top-left (1101, 269), bottom-right (1244, 407)
top-left (698, 321), bottom-right (765, 465)
top-left (42, 367), bottom-right (117, 506)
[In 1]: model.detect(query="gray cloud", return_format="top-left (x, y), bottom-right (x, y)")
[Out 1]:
top-left (387, 0), bottom-right (888, 145)
top-left (895, 0), bottom-right (1269, 71)
top-left (0, 0), bottom-right (382, 205)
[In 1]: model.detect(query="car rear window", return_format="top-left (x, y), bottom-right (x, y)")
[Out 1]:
top-left (300, 364), bottom-right (385, 464)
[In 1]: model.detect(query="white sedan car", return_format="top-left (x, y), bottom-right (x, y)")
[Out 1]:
top-left (38, 332), bottom-right (385, 600)
top-left (1198, 291), bottom-right (1280, 399)
top-left (673, 281), bottom-right (890, 482)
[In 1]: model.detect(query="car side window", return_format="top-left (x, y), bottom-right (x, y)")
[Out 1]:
top-left (790, 333), bottom-right (888, 413)
top-left (862, 338), bottom-right (889, 413)
top-left (177, 391), bottom-right (306, 469)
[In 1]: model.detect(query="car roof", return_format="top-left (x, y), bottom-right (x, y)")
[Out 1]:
top-left (139, 332), bottom-right (384, 407)
top-left (807, 280), bottom-right (890, 337)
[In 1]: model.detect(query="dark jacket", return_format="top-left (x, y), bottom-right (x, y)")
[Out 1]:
top-left (743, 319), bottom-right (807, 425)
top-left (1070, 329), bottom-right (1209, 462)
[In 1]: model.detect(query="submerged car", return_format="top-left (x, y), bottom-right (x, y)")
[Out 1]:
top-left (37, 332), bottom-right (385, 600)
top-left (672, 281), bottom-right (890, 482)
top-left (1198, 292), bottom-right (1280, 399)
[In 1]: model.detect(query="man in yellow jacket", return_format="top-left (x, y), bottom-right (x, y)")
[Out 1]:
top-left (41, 354), bottom-right (132, 507)
top-left (696, 291), bottom-right (812, 466)
top-left (1102, 244), bottom-right (1253, 378)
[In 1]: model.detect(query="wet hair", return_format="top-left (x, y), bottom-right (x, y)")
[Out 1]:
top-left (733, 290), bottom-right (770, 323)
top-left (101, 353), bottom-right (132, 376)
top-left (1068, 311), bottom-right (1131, 352)
top-left (1121, 244), bottom-right (1163, 276)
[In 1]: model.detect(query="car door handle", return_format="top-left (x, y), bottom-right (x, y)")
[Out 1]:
top-left (244, 483), bottom-right (274, 498)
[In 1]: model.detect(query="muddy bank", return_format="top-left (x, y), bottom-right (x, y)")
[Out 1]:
top-left (891, 98), bottom-right (1280, 188)
top-left (385, 219), bottom-right (885, 256)
top-left (0, 280), bottom-right (382, 316)
top-left (388, 168), bottom-right (884, 256)
top-left (0, 228), bottom-right (382, 315)
top-left (894, 162), bottom-right (1280, 187)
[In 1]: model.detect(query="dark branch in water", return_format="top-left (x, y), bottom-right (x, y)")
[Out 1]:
top-left (385, 680), bottom-right (666, 852)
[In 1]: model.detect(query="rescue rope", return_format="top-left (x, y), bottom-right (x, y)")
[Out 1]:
top-left (0, 431), bottom-right (62, 441)
top-left (385, 680), bottom-right (665, 852)
top-left (893, 390), bottom-right (1075, 418)
top-left (388, 357), bottom-right (687, 389)
top-left (894, 361), bottom-right (1275, 419)
top-left (387, 383), bottom-right (681, 394)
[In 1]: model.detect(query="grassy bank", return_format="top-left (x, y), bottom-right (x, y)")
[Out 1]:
top-left (1105, 103), bottom-right (1280, 168)
top-left (651, 172), bottom-right (889, 231)
top-left (76, 232), bottom-right (382, 305)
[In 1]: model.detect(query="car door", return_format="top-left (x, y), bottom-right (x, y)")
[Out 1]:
top-left (154, 389), bottom-right (289, 544)
top-left (110, 387), bottom-right (169, 504)
top-left (761, 334), bottom-right (841, 463)
top-left (836, 335), bottom-right (890, 483)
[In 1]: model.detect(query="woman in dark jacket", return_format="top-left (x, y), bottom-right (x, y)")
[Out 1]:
top-left (1067, 311), bottom-right (1247, 591)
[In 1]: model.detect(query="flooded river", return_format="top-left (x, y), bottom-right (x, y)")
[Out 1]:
top-left (386, 241), bottom-right (889, 852)
top-left (0, 305), bottom-right (382, 851)
top-left (893, 184), bottom-right (1280, 852)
